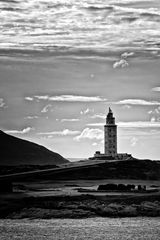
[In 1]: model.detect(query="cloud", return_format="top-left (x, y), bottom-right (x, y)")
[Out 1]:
top-left (75, 128), bottom-right (103, 141)
top-left (121, 105), bottom-right (131, 109)
top-left (90, 114), bottom-right (105, 119)
top-left (25, 97), bottom-right (34, 101)
top-left (152, 87), bottom-right (160, 92)
top-left (0, 98), bottom-right (7, 108)
top-left (115, 99), bottom-right (160, 106)
top-left (24, 116), bottom-right (38, 119)
top-left (61, 119), bottom-right (79, 122)
top-left (119, 121), bottom-right (160, 128)
top-left (0, 0), bottom-right (160, 61)
top-left (38, 129), bottom-right (80, 136)
top-left (150, 117), bottom-right (156, 122)
top-left (41, 104), bottom-right (52, 113)
top-left (119, 128), bottom-right (160, 138)
top-left (80, 108), bottom-right (90, 115)
top-left (87, 121), bottom-right (160, 128)
top-left (5, 127), bottom-right (34, 134)
top-left (130, 137), bottom-right (138, 147)
top-left (113, 59), bottom-right (129, 68)
top-left (87, 123), bottom-right (104, 127)
top-left (148, 107), bottom-right (160, 115)
top-left (121, 52), bottom-right (134, 58)
top-left (80, 108), bottom-right (95, 115)
top-left (113, 51), bottom-right (134, 69)
top-left (0, 0), bottom-right (17, 3)
top-left (27, 95), bottom-right (106, 102)
top-left (34, 95), bottom-right (49, 100)
top-left (92, 142), bottom-right (98, 146)
top-left (90, 74), bottom-right (95, 78)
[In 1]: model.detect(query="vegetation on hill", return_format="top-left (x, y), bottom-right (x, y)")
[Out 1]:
top-left (1, 194), bottom-right (160, 218)
top-left (0, 165), bottom-right (58, 175)
top-left (45, 159), bottom-right (160, 180)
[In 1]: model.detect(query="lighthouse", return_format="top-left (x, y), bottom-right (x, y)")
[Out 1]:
top-left (104, 108), bottom-right (117, 157)
top-left (91, 108), bottom-right (132, 160)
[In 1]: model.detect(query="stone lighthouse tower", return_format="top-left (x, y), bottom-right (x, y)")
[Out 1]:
top-left (104, 108), bottom-right (117, 157)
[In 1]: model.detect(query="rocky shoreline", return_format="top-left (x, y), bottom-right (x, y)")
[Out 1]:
top-left (1, 193), bottom-right (160, 219)
top-left (7, 201), bottom-right (160, 219)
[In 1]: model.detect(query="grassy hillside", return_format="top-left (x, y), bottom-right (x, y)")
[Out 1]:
top-left (0, 130), bottom-right (68, 166)
top-left (43, 159), bottom-right (160, 180)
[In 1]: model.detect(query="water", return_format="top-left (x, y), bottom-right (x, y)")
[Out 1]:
top-left (0, 217), bottom-right (160, 240)
top-left (0, 0), bottom-right (160, 58)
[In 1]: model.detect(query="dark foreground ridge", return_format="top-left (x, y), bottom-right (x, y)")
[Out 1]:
top-left (0, 130), bottom-right (68, 165)
top-left (1, 193), bottom-right (160, 219)
top-left (1, 159), bottom-right (160, 183)
top-left (43, 159), bottom-right (160, 181)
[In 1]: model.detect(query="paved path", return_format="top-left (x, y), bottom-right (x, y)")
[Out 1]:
top-left (0, 160), bottom-right (108, 181)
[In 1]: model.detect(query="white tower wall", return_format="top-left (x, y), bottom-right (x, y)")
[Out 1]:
top-left (104, 108), bottom-right (117, 157)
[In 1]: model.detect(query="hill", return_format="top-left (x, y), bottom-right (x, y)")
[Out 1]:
top-left (0, 130), bottom-right (68, 166)
top-left (45, 159), bottom-right (160, 180)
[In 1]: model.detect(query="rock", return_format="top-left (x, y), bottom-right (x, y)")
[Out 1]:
top-left (118, 206), bottom-right (138, 217)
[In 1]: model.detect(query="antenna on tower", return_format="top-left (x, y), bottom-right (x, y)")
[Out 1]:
top-left (109, 107), bottom-right (112, 113)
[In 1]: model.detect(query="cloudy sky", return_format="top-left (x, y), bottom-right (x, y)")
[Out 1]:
top-left (1, 0), bottom-right (160, 160)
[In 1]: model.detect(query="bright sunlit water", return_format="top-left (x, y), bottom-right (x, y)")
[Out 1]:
top-left (0, 217), bottom-right (160, 240)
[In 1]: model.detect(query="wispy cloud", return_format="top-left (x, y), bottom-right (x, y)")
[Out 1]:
top-left (41, 104), bottom-right (52, 113)
top-left (5, 127), bottom-right (34, 134)
top-left (0, 98), bottom-right (7, 108)
top-left (121, 105), bottom-right (131, 109)
top-left (80, 108), bottom-right (94, 115)
top-left (148, 107), bottom-right (160, 115)
top-left (120, 129), bottom-right (160, 138)
top-left (119, 121), bottom-right (160, 128)
top-left (92, 142), bottom-right (98, 146)
top-left (36, 95), bottom-right (106, 102)
top-left (130, 136), bottom-right (139, 147)
top-left (25, 97), bottom-right (34, 101)
top-left (24, 116), bottom-right (38, 119)
top-left (152, 87), bottom-right (160, 92)
top-left (25, 95), bottom-right (107, 103)
top-left (150, 117), bottom-right (156, 122)
top-left (61, 119), bottom-right (79, 122)
top-left (121, 52), bottom-right (134, 58)
top-left (87, 121), bottom-right (160, 128)
top-left (0, 1), bottom-right (159, 60)
top-left (87, 123), bottom-right (104, 127)
top-left (115, 99), bottom-right (160, 106)
top-left (75, 128), bottom-right (103, 141)
top-left (90, 114), bottom-right (105, 119)
top-left (34, 95), bottom-right (49, 100)
top-left (38, 129), bottom-right (80, 136)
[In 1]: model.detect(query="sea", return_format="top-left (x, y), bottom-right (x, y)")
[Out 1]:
top-left (0, 217), bottom-right (160, 240)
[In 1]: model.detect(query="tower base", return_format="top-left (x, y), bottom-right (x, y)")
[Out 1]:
top-left (89, 151), bottom-right (132, 161)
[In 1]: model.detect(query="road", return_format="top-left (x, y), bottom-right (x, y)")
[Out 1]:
top-left (0, 159), bottom-right (109, 181)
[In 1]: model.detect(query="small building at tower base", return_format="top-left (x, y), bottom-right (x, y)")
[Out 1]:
top-left (89, 151), bottom-right (132, 161)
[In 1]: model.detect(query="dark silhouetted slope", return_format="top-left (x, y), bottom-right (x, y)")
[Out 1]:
top-left (0, 130), bottom-right (68, 165)
top-left (44, 159), bottom-right (160, 180)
